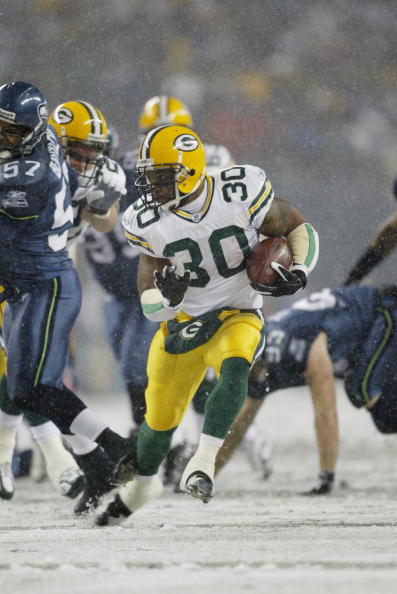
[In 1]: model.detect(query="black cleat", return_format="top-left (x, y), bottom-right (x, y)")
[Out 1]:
top-left (95, 494), bottom-right (132, 527)
top-left (184, 471), bottom-right (214, 503)
top-left (74, 447), bottom-right (117, 515)
top-left (113, 451), bottom-right (138, 484)
top-left (96, 429), bottom-right (137, 483)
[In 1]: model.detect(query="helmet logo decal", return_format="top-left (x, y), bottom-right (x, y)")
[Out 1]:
top-left (173, 133), bottom-right (199, 152)
top-left (53, 107), bottom-right (73, 124)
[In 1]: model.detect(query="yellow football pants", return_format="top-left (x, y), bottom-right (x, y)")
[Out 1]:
top-left (145, 311), bottom-right (264, 431)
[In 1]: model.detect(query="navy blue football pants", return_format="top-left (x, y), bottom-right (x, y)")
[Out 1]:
top-left (3, 268), bottom-right (82, 397)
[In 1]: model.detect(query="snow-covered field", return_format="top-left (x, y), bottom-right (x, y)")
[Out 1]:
top-left (2, 383), bottom-right (397, 594)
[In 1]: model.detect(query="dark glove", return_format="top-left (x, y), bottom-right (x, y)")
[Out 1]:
top-left (154, 266), bottom-right (190, 308)
top-left (304, 470), bottom-right (334, 495)
top-left (251, 263), bottom-right (307, 297)
top-left (343, 246), bottom-right (384, 286)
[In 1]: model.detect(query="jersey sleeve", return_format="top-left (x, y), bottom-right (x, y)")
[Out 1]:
top-left (244, 165), bottom-right (274, 228)
top-left (122, 202), bottom-right (155, 256)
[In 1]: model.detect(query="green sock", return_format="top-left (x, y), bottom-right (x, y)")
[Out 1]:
top-left (24, 409), bottom-right (52, 426)
top-left (202, 357), bottom-right (249, 439)
top-left (137, 420), bottom-right (175, 476)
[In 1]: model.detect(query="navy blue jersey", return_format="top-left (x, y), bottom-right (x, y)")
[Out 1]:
top-left (118, 149), bottom-right (140, 204)
top-left (0, 127), bottom-right (73, 287)
top-left (82, 149), bottom-right (140, 301)
top-left (249, 286), bottom-right (379, 398)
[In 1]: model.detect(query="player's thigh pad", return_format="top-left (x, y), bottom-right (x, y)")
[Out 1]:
top-left (145, 328), bottom-right (208, 431)
top-left (205, 312), bottom-right (265, 373)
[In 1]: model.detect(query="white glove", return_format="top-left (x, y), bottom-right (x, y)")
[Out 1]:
top-left (86, 158), bottom-right (127, 215)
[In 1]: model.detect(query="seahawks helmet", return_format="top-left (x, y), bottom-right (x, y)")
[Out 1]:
top-left (0, 81), bottom-right (48, 162)
top-left (136, 125), bottom-right (206, 211)
top-left (49, 100), bottom-right (108, 186)
top-left (104, 124), bottom-right (120, 158)
top-left (138, 96), bottom-right (193, 134)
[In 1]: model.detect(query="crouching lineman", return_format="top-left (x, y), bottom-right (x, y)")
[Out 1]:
top-left (95, 123), bottom-right (319, 525)
top-left (215, 285), bottom-right (397, 495)
top-left (0, 83), bottom-right (134, 504)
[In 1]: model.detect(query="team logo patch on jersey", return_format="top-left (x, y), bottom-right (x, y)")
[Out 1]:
top-left (181, 320), bottom-right (204, 339)
top-left (2, 191), bottom-right (28, 208)
top-left (52, 107), bottom-right (73, 124)
top-left (173, 134), bottom-right (199, 152)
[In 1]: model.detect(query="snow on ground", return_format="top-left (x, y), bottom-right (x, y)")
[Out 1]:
top-left (2, 382), bottom-right (397, 594)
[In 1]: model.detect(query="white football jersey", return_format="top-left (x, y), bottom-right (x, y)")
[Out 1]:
top-left (67, 157), bottom-right (125, 245)
top-left (122, 165), bottom-right (274, 317)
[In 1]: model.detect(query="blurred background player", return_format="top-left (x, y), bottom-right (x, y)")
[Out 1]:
top-left (0, 92), bottom-right (130, 509)
top-left (80, 95), bottom-right (235, 487)
top-left (215, 285), bottom-right (397, 495)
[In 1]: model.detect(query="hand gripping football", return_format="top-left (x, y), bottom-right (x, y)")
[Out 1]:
top-left (246, 237), bottom-right (293, 286)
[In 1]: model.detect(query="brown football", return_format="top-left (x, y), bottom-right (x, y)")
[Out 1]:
top-left (246, 237), bottom-right (293, 286)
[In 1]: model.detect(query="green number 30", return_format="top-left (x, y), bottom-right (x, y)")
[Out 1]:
top-left (163, 225), bottom-right (250, 287)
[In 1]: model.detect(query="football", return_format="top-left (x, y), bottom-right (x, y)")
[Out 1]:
top-left (246, 237), bottom-right (293, 286)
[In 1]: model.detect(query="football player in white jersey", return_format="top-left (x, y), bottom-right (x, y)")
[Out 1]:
top-left (96, 124), bottom-right (319, 525)
top-left (117, 95), bottom-right (236, 483)
top-left (49, 100), bottom-right (126, 243)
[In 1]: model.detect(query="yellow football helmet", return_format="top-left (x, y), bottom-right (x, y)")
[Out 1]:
top-left (49, 101), bottom-right (108, 185)
top-left (136, 125), bottom-right (206, 211)
top-left (138, 96), bottom-right (193, 134)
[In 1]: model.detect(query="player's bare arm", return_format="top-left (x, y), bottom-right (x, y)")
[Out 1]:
top-left (81, 201), bottom-right (119, 233)
top-left (215, 395), bottom-right (263, 475)
top-left (137, 254), bottom-right (189, 321)
top-left (344, 211), bottom-right (397, 285)
top-left (259, 196), bottom-right (307, 237)
top-left (304, 332), bottom-right (338, 495)
top-left (137, 253), bottom-right (170, 296)
top-left (371, 212), bottom-right (397, 255)
top-left (253, 197), bottom-right (319, 297)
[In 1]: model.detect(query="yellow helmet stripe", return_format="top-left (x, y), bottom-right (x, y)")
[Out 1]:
top-left (77, 101), bottom-right (104, 136)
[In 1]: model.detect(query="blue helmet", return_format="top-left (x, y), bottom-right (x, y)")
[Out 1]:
top-left (0, 81), bottom-right (49, 160)
top-left (104, 124), bottom-right (120, 158)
